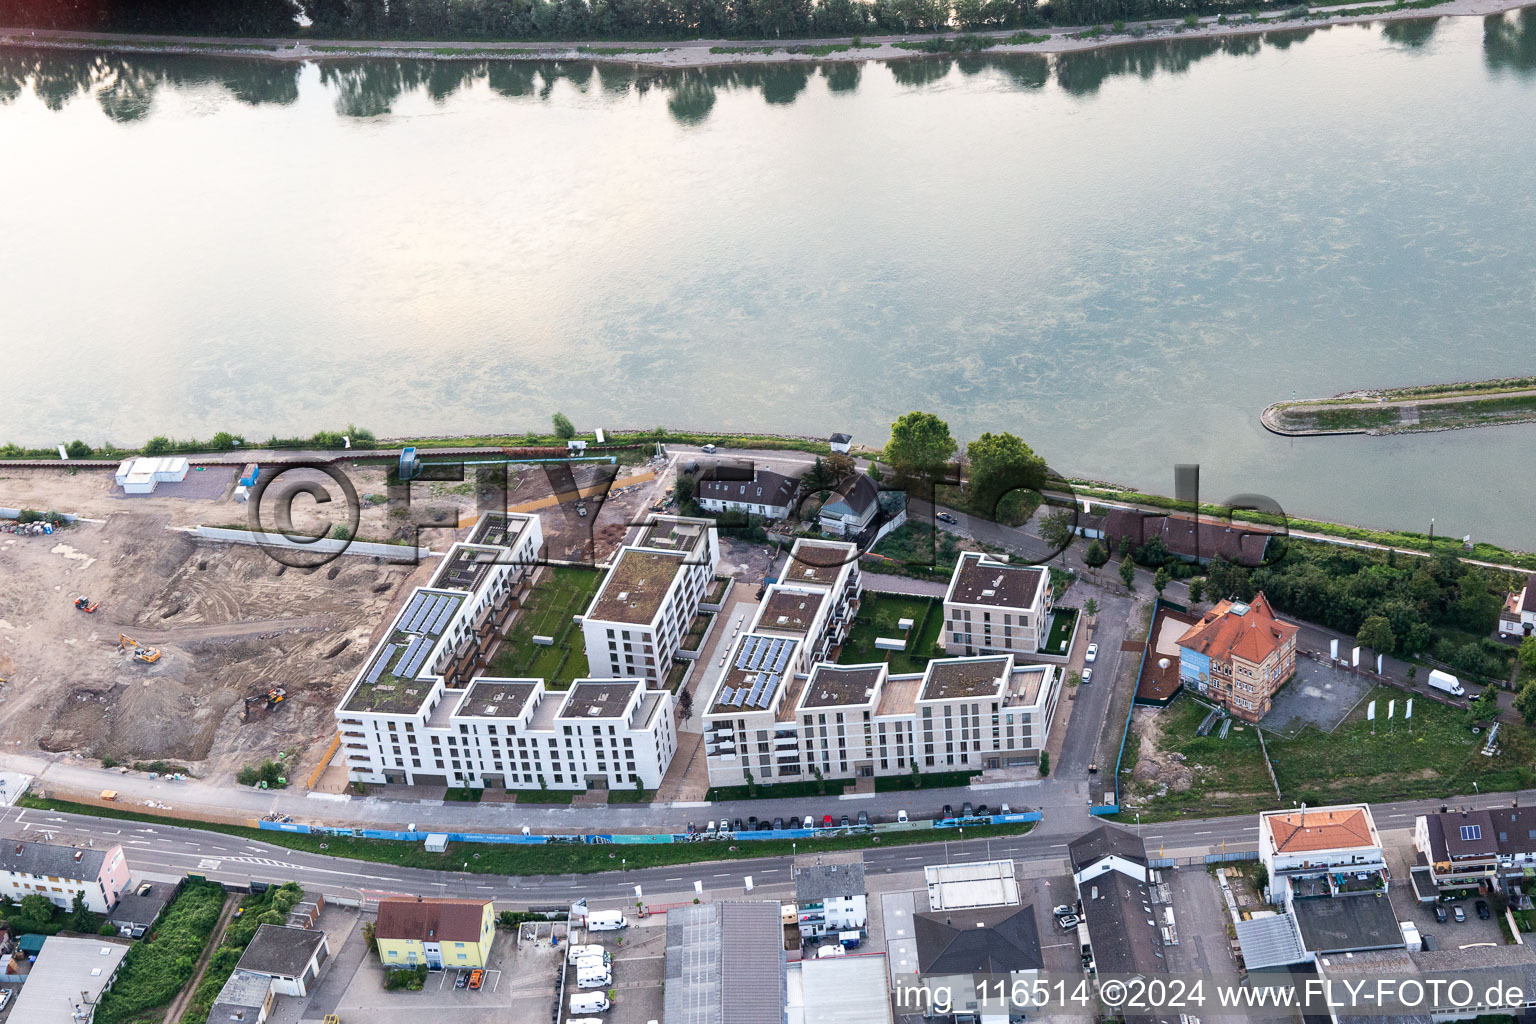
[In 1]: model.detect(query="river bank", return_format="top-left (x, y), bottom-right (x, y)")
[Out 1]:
top-left (1262, 376), bottom-right (1536, 436)
top-left (2, 0), bottom-right (1528, 68)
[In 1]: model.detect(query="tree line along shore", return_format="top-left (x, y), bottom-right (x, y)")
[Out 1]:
top-left (0, 0), bottom-right (1487, 57)
top-left (1262, 376), bottom-right (1536, 437)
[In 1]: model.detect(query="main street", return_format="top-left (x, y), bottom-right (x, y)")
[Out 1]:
top-left (1, 786), bottom-right (1520, 912)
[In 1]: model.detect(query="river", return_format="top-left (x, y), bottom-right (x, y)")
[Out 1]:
top-left (3, 13), bottom-right (1535, 544)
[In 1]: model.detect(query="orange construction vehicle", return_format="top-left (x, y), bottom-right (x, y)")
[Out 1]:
top-left (118, 634), bottom-right (161, 664)
top-left (74, 596), bottom-right (97, 613)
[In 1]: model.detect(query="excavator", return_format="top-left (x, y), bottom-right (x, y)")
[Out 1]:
top-left (118, 633), bottom-right (161, 664)
top-left (243, 687), bottom-right (287, 719)
top-left (73, 596), bottom-right (97, 613)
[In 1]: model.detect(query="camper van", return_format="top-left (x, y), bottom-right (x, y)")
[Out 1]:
top-left (1428, 669), bottom-right (1466, 697)
top-left (571, 993), bottom-right (611, 1015)
top-left (577, 964), bottom-right (613, 989)
top-left (567, 944), bottom-right (612, 965)
top-left (586, 910), bottom-right (627, 931)
top-left (572, 953), bottom-right (609, 974)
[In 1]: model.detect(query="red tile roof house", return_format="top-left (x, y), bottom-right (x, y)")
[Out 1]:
top-left (1175, 593), bottom-right (1298, 722)
top-left (1499, 573), bottom-right (1536, 638)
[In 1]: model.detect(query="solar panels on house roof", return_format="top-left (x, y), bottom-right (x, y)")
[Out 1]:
top-left (427, 596), bottom-right (457, 634)
top-left (1461, 824), bottom-right (1483, 841)
top-left (719, 687), bottom-right (734, 705)
top-left (366, 645), bottom-right (397, 684)
top-left (399, 593), bottom-right (426, 630)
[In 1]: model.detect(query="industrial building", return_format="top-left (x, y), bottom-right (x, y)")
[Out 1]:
top-left (663, 901), bottom-right (786, 1024)
top-left (6, 936), bottom-right (130, 1024)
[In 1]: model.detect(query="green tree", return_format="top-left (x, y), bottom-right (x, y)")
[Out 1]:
top-left (68, 891), bottom-right (94, 932)
top-left (743, 767), bottom-right (756, 797)
top-left (1153, 565), bottom-right (1171, 595)
top-left (966, 431), bottom-right (1046, 523)
top-left (1187, 577), bottom-right (1205, 605)
top-left (824, 452), bottom-right (856, 480)
top-left (18, 893), bottom-right (55, 925)
top-left (1038, 751), bottom-right (1050, 776)
top-left (1083, 598), bottom-right (1099, 620)
top-left (142, 435), bottom-right (172, 455)
top-left (1040, 508), bottom-right (1074, 561)
top-left (1356, 615), bottom-right (1395, 656)
top-left (1519, 635), bottom-right (1536, 676)
top-left (1084, 539), bottom-right (1108, 573)
top-left (551, 411), bottom-right (576, 439)
top-left (882, 411), bottom-right (956, 482)
top-left (1119, 557), bottom-right (1136, 589)
top-left (909, 761), bottom-right (922, 789)
top-left (1515, 681), bottom-right (1536, 726)
top-left (65, 439), bottom-right (92, 458)
top-left (1467, 687), bottom-right (1499, 725)
top-left (802, 457), bottom-right (836, 493)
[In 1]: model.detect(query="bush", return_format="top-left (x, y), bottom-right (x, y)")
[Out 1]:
top-left (95, 880), bottom-right (226, 1024)
top-left (385, 964), bottom-right (428, 990)
top-left (236, 760), bottom-right (288, 789)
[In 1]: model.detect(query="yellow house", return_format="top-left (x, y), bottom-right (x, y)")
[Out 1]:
top-left (375, 897), bottom-right (495, 969)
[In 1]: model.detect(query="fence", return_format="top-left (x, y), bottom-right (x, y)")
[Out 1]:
top-left (257, 810), bottom-right (1043, 846)
top-left (1095, 596), bottom-right (1169, 816)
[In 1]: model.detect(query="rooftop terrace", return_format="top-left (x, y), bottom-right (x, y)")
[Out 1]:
top-left (431, 542), bottom-right (513, 593)
top-left (343, 587), bottom-right (465, 714)
top-left (588, 548), bottom-right (688, 624)
top-left (636, 515), bottom-right (713, 561)
top-left (467, 511), bottom-right (530, 547)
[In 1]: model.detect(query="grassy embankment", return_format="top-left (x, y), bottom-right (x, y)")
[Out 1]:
top-left (18, 795), bottom-right (1032, 877)
top-left (1266, 376), bottom-right (1536, 435)
top-left (1119, 688), bottom-right (1536, 823)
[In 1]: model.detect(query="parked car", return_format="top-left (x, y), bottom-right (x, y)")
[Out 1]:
top-left (857, 810), bottom-right (868, 827)
top-left (1435, 905), bottom-right (1448, 923)
top-left (804, 815), bottom-right (815, 828)
top-left (1058, 915), bottom-right (1081, 930)
top-left (1454, 905), bottom-right (1467, 922)
top-left (962, 801), bottom-right (973, 818)
top-left (1081, 668), bottom-right (1094, 684)
top-left (823, 814), bottom-right (834, 827)
top-left (700, 444), bottom-right (717, 454)
top-left (1000, 803), bottom-right (1012, 815)
top-left (1085, 643), bottom-right (1099, 663)
top-left (469, 969), bottom-right (485, 990)
top-left (757, 820), bottom-right (771, 831)
top-left (773, 817), bottom-right (784, 830)
top-left (897, 809), bottom-right (909, 823)
top-left (747, 816), bottom-right (757, 830)
top-left (840, 815), bottom-right (851, 828)
top-left (456, 971), bottom-right (471, 989)
top-left (937, 512), bottom-right (957, 524)
top-left (733, 818), bottom-right (744, 832)
top-left (975, 804), bottom-right (989, 816)
top-left (1053, 904), bottom-right (1076, 917)
top-left (942, 804), bottom-right (953, 819)
top-left (1477, 900), bottom-right (1491, 920)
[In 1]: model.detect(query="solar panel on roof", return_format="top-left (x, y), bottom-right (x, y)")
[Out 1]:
top-left (405, 595), bottom-right (437, 632)
top-left (773, 642), bottom-right (793, 672)
top-left (399, 593), bottom-right (426, 629)
top-left (427, 595), bottom-right (458, 634)
top-left (392, 637), bottom-right (420, 674)
top-left (718, 687), bottom-right (733, 705)
top-left (748, 640), bottom-right (767, 671)
top-left (745, 677), bottom-right (763, 707)
top-left (366, 644), bottom-right (397, 684)
top-left (735, 643), bottom-right (752, 671)
top-left (758, 675), bottom-right (778, 707)
top-left (404, 638), bottom-right (435, 678)
top-left (732, 687), bottom-right (747, 707)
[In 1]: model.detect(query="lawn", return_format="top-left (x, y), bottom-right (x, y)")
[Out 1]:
top-left (19, 795), bottom-right (1033, 877)
top-left (1040, 607), bottom-right (1078, 656)
top-left (1123, 687), bottom-right (1536, 822)
top-left (486, 566), bottom-right (600, 688)
top-left (839, 593), bottom-right (945, 674)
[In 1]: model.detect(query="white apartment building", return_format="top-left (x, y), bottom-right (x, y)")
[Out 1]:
top-left (340, 674), bottom-right (675, 791)
top-left (704, 650), bottom-right (1060, 786)
top-left (1258, 804), bottom-right (1387, 905)
top-left (794, 861), bottom-right (868, 939)
top-left (943, 552), bottom-right (1054, 657)
top-left (581, 515), bottom-right (720, 687)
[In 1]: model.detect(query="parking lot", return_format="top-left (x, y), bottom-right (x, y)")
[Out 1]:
top-left (1393, 877), bottom-right (1505, 950)
top-left (561, 918), bottom-right (666, 1024)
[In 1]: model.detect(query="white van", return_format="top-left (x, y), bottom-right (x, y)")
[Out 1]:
top-left (577, 964), bottom-right (613, 989)
top-left (1428, 669), bottom-right (1466, 697)
top-left (571, 993), bottom-right (611, 1014)
top-left (567, 944), bottom-right (611, 965)
top-left (573, 954), bottom-right (608, 973)
top-left (587, 910), bottom-right (627, 931)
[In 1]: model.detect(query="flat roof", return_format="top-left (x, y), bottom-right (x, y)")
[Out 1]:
top-left (344, 587), bottom-right (466, 714)
top-left (210, 968), bottom-right (272, 1014)
top-left (8, 936), bottom-right (131, 1024)
top-left (947, 552), bottom-right (1045, 610)
top-left (636, 515), bottom-right (714, 560)
top-left (919, 656), bottom-right (1010, 703)
top-left (800, 664), bottom-right (883, 711)
top-left (454, 678), bottom-right (539, 720)
top-left (756, 586), bottom-right (829, 636)
top-left (664, 901), bottom-right (785, 1024)
top-left (558, 679), bottom-right (641, 721)
top-left (1293, 894), bottom-right (1403, 954)
top-left (431, 542), bottom-right (511, 592)
top-left (710, 633), bottom-right (799, 715)
top-left (925, 860), bottom-right (1020, 911)
top-left (239, 923), bottom-right (326, 979)
top-left (875, 674), bottom-right (920, 717)
top-left (1003, 664), bottom-right (1050, 708)
top-left (798, 955), bottom-right (893, 1024)
top-left (785, 539), bottom-right (858, 585)
top-left (588, 548), bottom-right (688, 624)
top-left (467, 511), bottom-right (530, 547)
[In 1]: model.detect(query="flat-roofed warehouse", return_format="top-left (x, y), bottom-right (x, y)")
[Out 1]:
top-left (924, 860), bottom-right (1019, 911)
top-left (664, 901), bottom-right (786, 1024)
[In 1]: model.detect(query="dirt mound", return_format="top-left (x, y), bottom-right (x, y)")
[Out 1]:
top-left (0, 511), bottom-right (415, 779)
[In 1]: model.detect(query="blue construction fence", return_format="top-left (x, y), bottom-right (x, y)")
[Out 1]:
top-left (257, 811), bottom-right (1042, 846)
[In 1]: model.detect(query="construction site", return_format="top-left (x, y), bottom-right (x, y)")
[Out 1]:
top-left (0, 449), bottom-right (673, 784)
